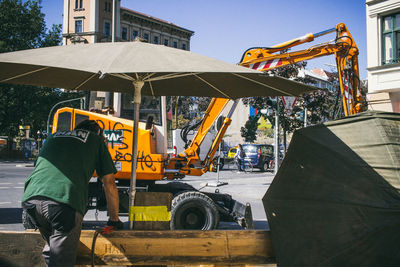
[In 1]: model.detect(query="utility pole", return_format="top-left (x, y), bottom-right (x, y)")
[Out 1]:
top-left (105, 0), bottom-right (117, 108)
top-left (304, 107), bottom-right (307, 127)
top-left (274, 97), bottom-right (280, 175)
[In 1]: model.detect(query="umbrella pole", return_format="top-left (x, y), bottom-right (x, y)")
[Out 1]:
top-left (129, 80), bottom-right (144, 230)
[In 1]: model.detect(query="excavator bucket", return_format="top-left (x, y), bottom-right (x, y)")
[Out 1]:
top-left (263, 111), bottom-right (400, 267)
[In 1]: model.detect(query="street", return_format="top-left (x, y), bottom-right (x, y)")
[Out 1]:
top-left (0, 161), bottom-right (273, 231)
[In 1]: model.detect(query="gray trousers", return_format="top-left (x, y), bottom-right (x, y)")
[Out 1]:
top-left (22, 197), bottom-right (83, 267)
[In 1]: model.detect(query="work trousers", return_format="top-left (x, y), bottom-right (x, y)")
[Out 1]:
top-left (22, 197), bottom-right (83, 267)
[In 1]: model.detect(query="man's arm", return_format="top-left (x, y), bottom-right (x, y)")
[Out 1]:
top-left (101, 173), bottom-right (119, 222)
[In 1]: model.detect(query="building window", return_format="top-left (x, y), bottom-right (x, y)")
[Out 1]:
top-left (121, 94), bottom-right (162, 125)
top-left (75, 0), bottom-right (83, 9)
top-left (122, 27), bottom-right (128, 40)
top-left (143, 33), bottom-right (149, 42)
top-left (182, 43), bottom-right (187, 50)
top-left (75, 20), bottom-right (83, 33)
top-left (153, 36), bottom-right (159, 44)
top-left (104, 1), bottom-right (111, 12)
top-left (382, 13), bottom-right (400, 65)
top-left (164, 38), bottom-right (169, 46)
top-left (173, 41), bottom-right (178, 48)
top-left (104, 21), bottom-right (111, 36)
top-left (132, 30), bottom-right (138, 40)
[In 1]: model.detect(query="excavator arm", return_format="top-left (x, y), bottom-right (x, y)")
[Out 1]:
top-left (239, 23), bottom-right (362, 116)
top-left (165, 23), bottom-right (362, 179)
top-left (166, 98), bottom-right (232, 177)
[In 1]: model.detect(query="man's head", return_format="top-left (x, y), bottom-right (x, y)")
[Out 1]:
top-left (74, 120), bottom-right (103, 136)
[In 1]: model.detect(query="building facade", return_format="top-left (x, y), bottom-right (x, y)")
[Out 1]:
top-left (366, 0), bottom-right (400, 112)
top-left (62, 0), bottom-right (194, 114)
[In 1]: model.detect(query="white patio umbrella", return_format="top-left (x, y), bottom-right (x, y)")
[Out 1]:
top-left (0, 41), bottom-right (317, 229)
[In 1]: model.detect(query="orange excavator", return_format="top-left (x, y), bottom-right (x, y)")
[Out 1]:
top-left (171, 23), bottom-right (363, 175)
top-left (239, 22), bottom-right (362, 117)
top-left (36, 23), bottom-right (360, 231)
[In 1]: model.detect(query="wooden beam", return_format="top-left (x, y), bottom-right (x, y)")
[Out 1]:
top-left (0, 230), bottom-right (275, 266)
top-left (0, 231), bottom-right (45, 267)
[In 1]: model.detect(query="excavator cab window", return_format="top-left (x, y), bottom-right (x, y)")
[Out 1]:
top-left (56, 111), bottom-right (72, 132)
top-left (75, 113), bottom-right (89, 129)
top-left (145, 115), bottom-right (154, 130)
top-left (120, 94), bottom-right (162, 125)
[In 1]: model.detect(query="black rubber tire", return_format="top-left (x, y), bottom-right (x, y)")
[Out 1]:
top-left (269, 160), bottom-right (275, 171)
top-left (260, 161), bottom-right (269, 172)
top-left (170, 191), bottom-right (219, 230)
top-left (22, 209), bottom-right (36, 229)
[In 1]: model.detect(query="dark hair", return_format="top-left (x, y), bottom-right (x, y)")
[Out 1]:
top-left (74, 120), bottom-right (103, 135)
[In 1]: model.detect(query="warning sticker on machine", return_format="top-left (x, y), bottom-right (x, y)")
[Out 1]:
top-left (114, 161), bottom-right (122, 171)
top-left (104, 130), bottom-right (123, 145)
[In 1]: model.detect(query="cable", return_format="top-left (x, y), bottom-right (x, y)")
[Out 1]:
top-left (91, 226), bottom-right (114, 267)
top-left (180, 119), bottom-right (202, 149)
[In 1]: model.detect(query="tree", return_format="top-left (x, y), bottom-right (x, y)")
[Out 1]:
top-left (167, 96), bottom-right (211, 128)
top-left (241, 62), bottom-right (342, 142)
top-left (240, 115), bottom-right (259, 143)
top-left (0, 0), bottom-right (83, 139)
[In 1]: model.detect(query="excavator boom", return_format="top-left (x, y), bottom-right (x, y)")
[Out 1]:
top-left (168, 23), bottom-right (362, 177)
top-left (239, 23), bottom-right (362, 116)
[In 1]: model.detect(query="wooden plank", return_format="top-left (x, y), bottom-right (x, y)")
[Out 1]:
top-left (75, 265), bottom-right (277, 267)
top-left (0, 230), bottom-right (275, 266)
top-left (0, 231), bottom-right (45, 267)
top-left (133, 192), bottom-right (172, 230)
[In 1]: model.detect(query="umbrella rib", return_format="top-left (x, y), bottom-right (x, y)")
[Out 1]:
top-left (232, 73), bottom-right (295, 96)
top-left (193, 74), bottom-right (231, 99)
top-left (143, 73), bottom-right (156, 80)
top-left (0, 66), bottom-right (50, 83)
top-left (149, 81), bottom-right (155, 97)
top-left (74, 73), bottom-right (98, 90)
top-left (109, 73), bottom-right (135, 81)
top-left (147, 72), bottom-right (201, 82)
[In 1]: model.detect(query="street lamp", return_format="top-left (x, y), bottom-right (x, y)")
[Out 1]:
top-left (46, 97), bottom-right (85, 135)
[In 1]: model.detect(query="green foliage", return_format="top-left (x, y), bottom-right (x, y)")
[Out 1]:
top-left (0, 0), bottom-right (62, 52)
top-left (0, 85), bottom-right (83, 137)
top-left (168, 96), bottom-right (211, 128)
top-left (240, 115), bottom-right (259, 143)
top-left (41, 24), bottom-right (63, 48)
top-left (0, 0), bottom-right (77, 139)
top-left (241, 62), bottom-right (341, 142)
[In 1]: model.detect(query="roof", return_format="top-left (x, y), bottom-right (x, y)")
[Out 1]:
top-left (299, 68), bottom-right (327, 81)
top-left (120, 7), bottom-right (194, 35)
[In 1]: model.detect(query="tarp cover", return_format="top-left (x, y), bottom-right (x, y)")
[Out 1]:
top-left (263, 111), bottom-right (400, 267)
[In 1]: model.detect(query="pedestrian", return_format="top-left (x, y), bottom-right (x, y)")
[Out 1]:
top-left (235, 144), bottom-right (246, 171)
top-left (21, 120), bottom-right (122, 267)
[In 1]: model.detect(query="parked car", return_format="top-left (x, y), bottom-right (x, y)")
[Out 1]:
top-left (227, 146), bottom-right (238, 159)
top-left (242, 144), bottom-right (274, 172)
top-left (268, 153), bottom-right (284, 170)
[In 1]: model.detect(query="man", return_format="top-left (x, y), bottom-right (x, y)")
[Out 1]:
top-left (22, 120), bottom-right (122, 267)
top-left (235, 144), bottom-right (245, 172)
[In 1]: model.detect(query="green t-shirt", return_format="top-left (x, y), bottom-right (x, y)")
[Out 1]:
top-left (22, 129), bottom-right (117, 215)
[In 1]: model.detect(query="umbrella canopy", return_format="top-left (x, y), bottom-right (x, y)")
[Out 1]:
top-left (0, 41), bottom-right (317, 230)
top-left (0, 41), bottom-right (315, 98)
top-left (263, 111), bottom-right (400, 266)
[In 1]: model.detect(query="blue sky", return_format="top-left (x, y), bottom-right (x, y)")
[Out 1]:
top-left (41, 0), bottom-right (367, 79)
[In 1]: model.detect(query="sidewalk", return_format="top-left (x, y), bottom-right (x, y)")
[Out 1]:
top-left (0, 159), bottom-right (35, 167)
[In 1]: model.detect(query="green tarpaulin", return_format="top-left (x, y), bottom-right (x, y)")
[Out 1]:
top-left (263, 111), bottom-right (400, 267)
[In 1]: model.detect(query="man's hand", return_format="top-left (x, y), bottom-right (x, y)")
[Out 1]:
top-left (101, 173), bottom-right (119, 222)
top-left (107, 219), bottom-right (124, 230)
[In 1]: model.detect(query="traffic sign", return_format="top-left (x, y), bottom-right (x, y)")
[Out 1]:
top-left (281, 96), bottom-right (297, 114)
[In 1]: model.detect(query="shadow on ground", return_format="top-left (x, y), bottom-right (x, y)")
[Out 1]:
top-left (0, 208), bottom-right (22, 224)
